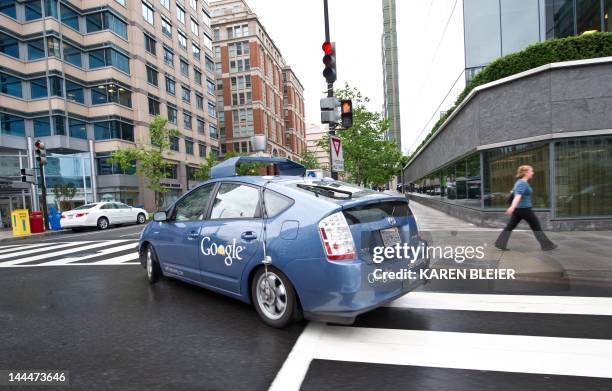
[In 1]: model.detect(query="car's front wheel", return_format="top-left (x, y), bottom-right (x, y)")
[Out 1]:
top-left (97, 217), bottom-right (109, 230)
top-left (251, 267), bottom-right (301, 328)
top-left (145, 245), bottom-right (162, 284)
top-left (137, 213), bottom-right (146, 225)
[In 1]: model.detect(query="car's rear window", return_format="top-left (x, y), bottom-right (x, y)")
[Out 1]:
top-left (343, 201), bottom-right (412, 225)
top-left (73, 203), bottom-right (97, 210)
top-left (290, 180), bottom-right (376, 200)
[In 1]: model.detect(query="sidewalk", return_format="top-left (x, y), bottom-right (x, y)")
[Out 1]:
top-left (405, 197), bottom-right (612, 285)
top-left (0, 228), bottom-right (66, 242)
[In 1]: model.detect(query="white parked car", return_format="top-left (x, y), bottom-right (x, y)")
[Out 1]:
top-left (61, 202), bottom-right (148, 231)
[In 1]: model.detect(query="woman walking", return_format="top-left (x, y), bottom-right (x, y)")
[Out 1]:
top-left (494, 165), bottom-right (557, 251)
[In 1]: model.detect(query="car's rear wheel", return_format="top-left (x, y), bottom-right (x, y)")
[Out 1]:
top-left (97, 217), bottom-right (109, 230)
top-left (251, 267), bottom-right (300, 328)
top-left (146, 245), bottom-right (162, 284)
top-left (137, 213), bottom-right (146, 225)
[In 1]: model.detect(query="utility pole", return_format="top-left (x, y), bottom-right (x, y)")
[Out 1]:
top-left (323, 0), bottom-right (338, 179)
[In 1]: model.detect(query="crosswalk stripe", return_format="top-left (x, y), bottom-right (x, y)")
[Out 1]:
top-left (38, 243), bottom-right (139, 266)
top-left (90, 252), bottom-right (140, 265)
top-left (0, 242), bottom-right (59, 255)
top-left (385, 292), bottom-right (612, 316)
top-left (0, 241), bottom-right (94, 260)
top-left (0, 240), bottom-right (132, 267)
top-left (0, 243), bottom-right (28, 251)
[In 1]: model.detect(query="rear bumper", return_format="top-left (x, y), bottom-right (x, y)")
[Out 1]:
top-left (60, 219), bottom-right (96, 228)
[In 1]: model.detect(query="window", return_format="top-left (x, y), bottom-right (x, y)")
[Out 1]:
top-left (555, 136), bottom-right (612, 217)
top-left (190, 18), bottom-right (199, 36)
top-left (229, 58), bottom-right (250, 73)
top-left (194, 69), bottom-right (202, 85)
top-left (197, 118), bottom-right (205, 134)
top-left (178, 31), bottom-right (187, 50)
top-left (183, 111), bottom-right (192, 129)
top-left (185, 139), bottom-right (194, 155)
top-left (64, 44), bottom-right (82, 67)
top-left (92, 83), bottom-right (132, 107)
top-left (30, 77), bottom-right (48, 99)
top-left (148, 96), bottom-right (160, 115)
top-left (25, 0), bottom-right (42, 21)
top-left (0, 33), bottom-right (20, 59)
top-left (66, 81), bottom-right (85, 104)
top-left (263, 190), bottom-right (291, 216)
top-left (161, 0), bottom-right (170, 9)
top-left (229, 41), bottom-right (250, 57)
top-left (206, 78), bottom-right (215, 95)
top-left (33, 117), bottom-right (51, 137)
top-left (576, 0), bottom-right (601, 35)
top-left (161, 16), bottom-right (172, 37)
top-left (176, 5), bottom-right (185, 24)
top-left (0, 0), bottom-right (17, 19)
top-left (209, 124), bottom-right (218, 139)
top-left (94, 121), bottom-right (134, 141)
top-left (198, 143), bottom-right (206, 157)
top-left (180, 59), bottom-right (189, 76)
top-left (202, 9), bottom-right (211, 27)
top-left (86, 12), bottom-right (128, 39)
top-left (0, 113), bottom-right (25, 137)
top-left (143, 34), bottom-right (156, 55)
top-left (69, 118), bottom-right (87, 139)
top-left (208, 102), bottom-right (217, 118)
top-left (165, 76), bottom-right (175, 94)
top-left (169, 136), bottom-right (179, 151)
top-left (211, 183), bottom-right (260, 219)
top-left (89, 48), bottom-right (130, 73)
top-left (203, 32), bottom-right (212, 50)
top-left (192, 43), bottom-right (201, 60)
top-left (142, 1), bottom-right (154, 25)
top-left (205, 56), bottom-right (214, 72)
top-left (167, 105), bottom-right (177, 123)
top-left (163, 46), bottom-right (174, 66)
top-left (146, 65), bottom-right (159, 86)
top-left (214, 45), bottom-right (221, 59)
top-left (0, 73), bottom-right (22, 98)
top-left (60, 4), bottom-right (79, 31)
top-left (190, 0), bottom-right (197, 10)
top-left (182, 86), bottom-right (191, 102)
top-left (28, 39), bottom-right (45, 60)
top-left (195, 93), bottom-right (203, 109)
top-left (172, 184), bottom-right (213, 221)
top-left (53, 115), bottom-right (65, 135)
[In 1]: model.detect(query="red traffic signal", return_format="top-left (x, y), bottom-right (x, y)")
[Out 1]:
top-left (322, 42), bottom-right (336, 84)
top-left (34, 140), bottom-right (45, 150)
top-left (322, 41), bottom-right (333, 55)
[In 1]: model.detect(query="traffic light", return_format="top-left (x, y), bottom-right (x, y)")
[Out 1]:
top-left (35, 140), bottom-right (47, 166)
top-left (320, 97), bottom-right (340, 124)
top-left (20, 168), bottom-right (35, 183)
top-left (322, 41), bottom-right (336, 84)
top-left (341, 99), bottom-right (353, 129)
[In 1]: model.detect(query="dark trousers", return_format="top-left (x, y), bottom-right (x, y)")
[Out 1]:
top-left (495, 208), bottom-right (555, 250)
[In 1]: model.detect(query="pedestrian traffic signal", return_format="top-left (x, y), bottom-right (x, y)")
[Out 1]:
top-left (322, 41), bottom-right (336, 84)
top-left (35, 140), bottom-right (47, 166)
top-left (341, 99), bottom-right (353, 129)
top-left (20, 168), bottom-right (35, 183)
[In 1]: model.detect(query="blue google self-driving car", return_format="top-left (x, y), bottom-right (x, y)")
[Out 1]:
top-left (139, 157), bottom-right (429, 328)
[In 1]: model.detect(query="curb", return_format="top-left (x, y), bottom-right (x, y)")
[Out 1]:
top-left (0, 229), bottom-right (68, 243)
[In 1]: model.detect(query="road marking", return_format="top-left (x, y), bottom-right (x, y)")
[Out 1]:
top-left (39, 243), bottom-right (139, 266)
top-left (91, 252), bottom-right (140, 265)
top-left (0, 240), bottom-right (131, 267)
top-left (0, 243), bottom-right (55, 254)
top-left (386, 292), bottom-right (612, 316)
top-left (0, 241), bottom-right (93, 260)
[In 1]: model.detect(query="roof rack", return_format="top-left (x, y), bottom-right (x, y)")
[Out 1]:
top-left (210, 156), bottom-right (306, 179)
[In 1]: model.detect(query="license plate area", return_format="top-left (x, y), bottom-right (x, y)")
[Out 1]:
top-left (380, 227), bottom-right (401, 247)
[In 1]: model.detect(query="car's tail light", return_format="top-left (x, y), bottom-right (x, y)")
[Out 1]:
top-left (75, 213), bottom-right (88, 218)
top-left (61, 214), bottom-right (65, 219)
top-left (318, 212), bottom-right (356, 260)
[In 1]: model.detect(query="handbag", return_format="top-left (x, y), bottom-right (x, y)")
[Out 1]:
top-left (506, 191), bottom-right (515, 206)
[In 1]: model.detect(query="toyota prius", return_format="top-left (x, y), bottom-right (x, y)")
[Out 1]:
top-left (139, 157), bottom-right (429, 328)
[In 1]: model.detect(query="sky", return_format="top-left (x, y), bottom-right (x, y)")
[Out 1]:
top-left (244, 0), bottom-right (465, 155)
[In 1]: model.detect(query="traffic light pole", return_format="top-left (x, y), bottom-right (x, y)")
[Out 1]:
top-left (323, 0), bottom-right (338, 179)
top-left (38, 159), bottom-right (49, 230)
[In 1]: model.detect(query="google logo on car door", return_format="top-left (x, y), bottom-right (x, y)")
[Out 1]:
top-left (201, 236), bottom-right (244, 266)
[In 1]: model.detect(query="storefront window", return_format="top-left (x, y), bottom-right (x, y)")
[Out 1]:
top-left (555, 136), bottom-right (612, 217)
top-left (483, 142), bottom-right (550, 209)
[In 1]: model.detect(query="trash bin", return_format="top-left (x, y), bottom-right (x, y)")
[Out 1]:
top-left (29, 211), bottom-right (45, 234)
top-left (11, 209), bottom-right (31, 236)
top-left (48, 207), bottom-right (62, 231)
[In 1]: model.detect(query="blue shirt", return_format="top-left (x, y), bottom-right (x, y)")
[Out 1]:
top-left (513, 179), bottom-right (533, 208)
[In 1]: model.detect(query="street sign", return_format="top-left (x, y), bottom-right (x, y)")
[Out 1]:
top-left (329, 135), bottom-right (344, 172)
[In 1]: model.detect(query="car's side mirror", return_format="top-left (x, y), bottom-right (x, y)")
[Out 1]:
top-left (153, 212), bottom-right (168, 222)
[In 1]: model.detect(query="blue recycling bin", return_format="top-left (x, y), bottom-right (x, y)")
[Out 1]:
top-left (48, 207), bottom-right (62, 230)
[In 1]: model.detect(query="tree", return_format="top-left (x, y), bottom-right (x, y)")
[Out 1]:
top-left (110, 116), bottom-right (179, 209)
top-left (299, 149), bottom-right (320, 170)
top-left (194, 154), bottom-right (218, 181)
top-left (52, 183), bottom-right (77, 211)
top-left (317, 83), bottom-right (404, 187)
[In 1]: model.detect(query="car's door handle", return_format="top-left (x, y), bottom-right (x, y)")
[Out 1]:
top-left (187, 231), bottom-right (199, 240)
top-left (241, 231), bottom-right (257, 241)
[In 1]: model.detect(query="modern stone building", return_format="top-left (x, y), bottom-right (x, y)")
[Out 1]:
top-left (404, 58), bottom-right (612, 231)
top-left (0, 0), bottom-right (219, 217)
top-left (381, 0), bottom-right (401, 150)
top-left (305, 122), bottom-right (330, 170)
top-left (210, 0), bottom-right (306, 159)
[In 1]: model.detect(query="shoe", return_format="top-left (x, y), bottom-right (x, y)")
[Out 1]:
top-left (541, 244), bottom-right (558, 251)
top-left (494, 243), bottom-right (510, 251)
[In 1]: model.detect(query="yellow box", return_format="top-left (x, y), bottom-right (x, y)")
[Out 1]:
top-left (11, 209), bottom-right (31, 236)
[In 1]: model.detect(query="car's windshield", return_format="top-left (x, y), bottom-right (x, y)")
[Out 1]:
top-left (73, 203), bottom-right (97, 210)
